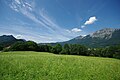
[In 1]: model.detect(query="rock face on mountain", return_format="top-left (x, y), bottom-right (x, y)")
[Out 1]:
top-left (90, 28), bottom-right (115, 39)
top-left (0, 35), bottom-right (25, 47)
top-left (63, 28), bottom-right (120, 47)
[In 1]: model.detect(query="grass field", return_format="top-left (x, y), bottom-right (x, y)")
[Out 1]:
top-left (0, 51), bottom-right (120, 80)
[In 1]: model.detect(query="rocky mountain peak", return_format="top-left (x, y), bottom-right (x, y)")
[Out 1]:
top-left (90, 28), bottom-right (116, 39)
top-left (63, 28), bottom-right (120, 47)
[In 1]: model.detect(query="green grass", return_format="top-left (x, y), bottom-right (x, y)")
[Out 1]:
top-left (0, 51), bottom-right (120, 80)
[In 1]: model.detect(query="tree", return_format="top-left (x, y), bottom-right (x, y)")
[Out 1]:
top-left (69, 44), bottom-right (88, 55)
top-left (64, 44), bottom-right (70, 54)
top-left (78, 45), bottom-right (88, 55)
top-left (38, 44), bottom-right (52, 52)
top-left (60, 44), bottom-right (70, 54)
top-left (112, 44), bottom-right (120, 59)
top-left (9, 41), bottom-right (38, 51)
top-left (10, 41), bottom-right (27, 51)
top-left (51, 44), bottom-right (62, 54)
top-left (69, 44), bottom-right (77, 55)
top-left (0, 45), bottom-right (3, 51)
top-left (25, 41), bottom-right (38, 51)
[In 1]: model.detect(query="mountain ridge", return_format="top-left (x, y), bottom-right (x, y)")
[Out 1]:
top-left (1, 28), bottom-right (120, 48)
top-left (61, 28), bottom-right (120, 47)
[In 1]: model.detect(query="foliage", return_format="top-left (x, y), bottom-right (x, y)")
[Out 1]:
top-left (51, 44), bottom-right (62, 54)
top-left (25, 41), bottom-right (38, 51)
top-left (60, 44), bottom-right (70, 54)
top-left (0, 45), bottom-right (3, 51)
top-left (2, 40), bottom-right (120, 59)
top-left (10, 41), bottom-right (27, 51)
top-left (9, 41), bottom-right (38, 51)
top-left (37, 44), bottom-right (52, 52)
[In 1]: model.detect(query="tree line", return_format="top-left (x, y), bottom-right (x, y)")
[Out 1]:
top-left (1, 41), bottom-right (120, 59)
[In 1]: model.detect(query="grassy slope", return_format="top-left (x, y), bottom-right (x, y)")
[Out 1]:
top-left (0, 51), bottom-right (120, 80)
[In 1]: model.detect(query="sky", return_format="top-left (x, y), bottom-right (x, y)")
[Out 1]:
top-left (0, 0), bottom-right (120, 43)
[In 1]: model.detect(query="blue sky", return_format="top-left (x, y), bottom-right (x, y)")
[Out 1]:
top-left (0, 0), bottom-right (120, 43)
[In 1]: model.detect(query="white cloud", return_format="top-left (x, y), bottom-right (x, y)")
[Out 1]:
top-left (15, 34), bottom-right (22, 39)
top-left (66, 30), bottom-right (71, 33)
top-left (81, 16), bottom-right (97, 28)
top-left (71, 28), bottom-right (82, 32)
top-left (84, 16), bottom-right (97, 25)
top-left (66, 28), bottom-right (82, 33)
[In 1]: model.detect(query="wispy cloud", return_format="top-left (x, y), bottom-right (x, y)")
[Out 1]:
top-left (81, 16), bottom-right (97, 28)
top-left (0, 25), bottom-right (54, 43)
top-left (4, 0), bottom-right (85, 42)
top-left (9, 0), bottom-right (60, 31)
top-left (5, 0), bottom-right (79, 42)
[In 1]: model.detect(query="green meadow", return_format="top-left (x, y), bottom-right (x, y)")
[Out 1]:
top-left (0, 51), bottom-right (120, 80)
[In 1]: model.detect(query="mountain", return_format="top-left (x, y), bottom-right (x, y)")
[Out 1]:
top-left (0, 35), bottom-right (25, 47)
top-left (61, 28), bottom-right (120, 47)
top-left (2, 28), bottom-right (119, 48)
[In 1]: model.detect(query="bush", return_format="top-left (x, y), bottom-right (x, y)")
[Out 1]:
top-left (2, 47), bottom-right (10, 52)
top-left (0, 45), bottom-right (3, 51)
top-left (113, 53), bottom-right (120, 59)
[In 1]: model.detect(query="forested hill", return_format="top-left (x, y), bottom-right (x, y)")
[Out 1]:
top-left (0, 35), bottom-right (25, 47)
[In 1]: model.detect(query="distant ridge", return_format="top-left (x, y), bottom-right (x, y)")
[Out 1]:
top-left (59, 28), bottom-right (120, 47)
